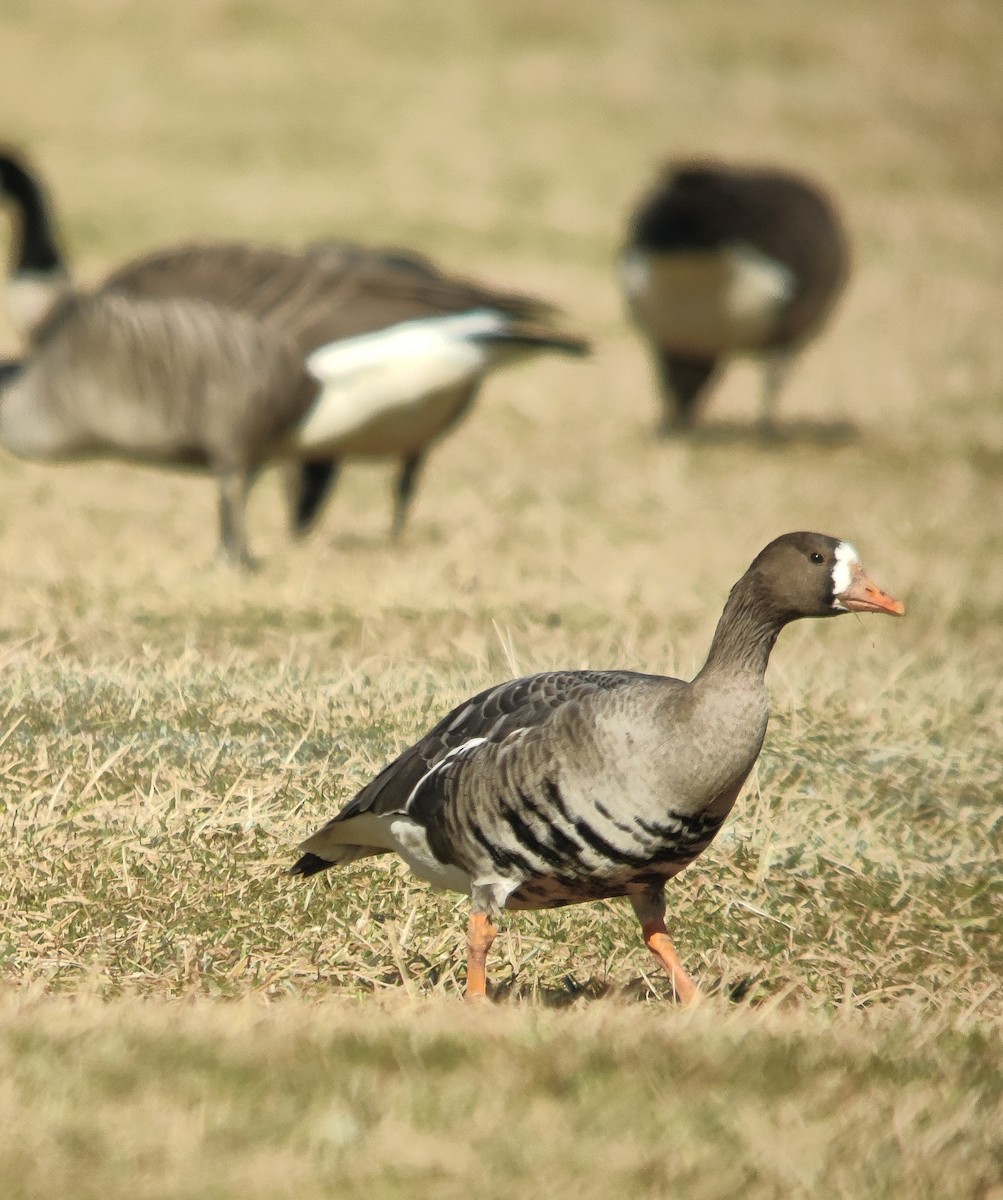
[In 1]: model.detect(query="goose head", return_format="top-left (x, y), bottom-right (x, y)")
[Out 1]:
top-left (744, 531), bottom-right (905, 623)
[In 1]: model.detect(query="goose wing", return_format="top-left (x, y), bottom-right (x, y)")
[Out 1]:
top-left (102, 242), bottom-right (576, 354)
top-left (292, 669), bottom-right (661, 871)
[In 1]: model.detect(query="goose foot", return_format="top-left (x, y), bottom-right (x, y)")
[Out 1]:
top-left (464, 911), bottom-right (498, 1001)
top-left (640, 918), bottom-right (701, 1005)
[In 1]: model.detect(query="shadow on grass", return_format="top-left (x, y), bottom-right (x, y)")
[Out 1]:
top-left (489, 973), bottom-right (761, 1007)
top-left (967, 444), bottom-right (1003, 478)
top-left (315, 524), bottom-right (450, 553)
top-left (675, 418), bottom-right (861, 448)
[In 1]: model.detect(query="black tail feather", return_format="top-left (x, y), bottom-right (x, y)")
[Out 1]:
top-left (473, 331), bottom-right (591, 357)
top-left (289, 852), bottom-right (335, 877)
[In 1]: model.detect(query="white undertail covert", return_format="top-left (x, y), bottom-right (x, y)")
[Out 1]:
top-left (294, 310), bottom-right (514, 452)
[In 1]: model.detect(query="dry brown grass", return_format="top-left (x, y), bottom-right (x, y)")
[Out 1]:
top-left (1, 0), bottom-right (1002, 1195)
top-left (1, 994), bottom-right (1001, 1200)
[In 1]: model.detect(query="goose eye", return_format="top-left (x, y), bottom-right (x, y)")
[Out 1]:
top-left (810, 552), bottom-right (824, 564)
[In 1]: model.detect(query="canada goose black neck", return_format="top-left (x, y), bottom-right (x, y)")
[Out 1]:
top-left (0, 152), bottom-right (64, 274)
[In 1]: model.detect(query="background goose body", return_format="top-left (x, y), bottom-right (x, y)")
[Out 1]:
top-left (0, 291), bottom-right (315, 465)
top-left (0, 152), bottom-right (588, 564)
top-left (295, 308), bottom-right (575, 457)
top-left (294, 533), bottom-right (904, 1001)
top-left (622, 161), bottom-right (849, 432)
top-left (621, 244), bottom-right (797, 357)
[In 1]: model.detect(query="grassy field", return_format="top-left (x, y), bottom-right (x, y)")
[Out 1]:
top-left (2, 0), bottom-right (1002, 1195)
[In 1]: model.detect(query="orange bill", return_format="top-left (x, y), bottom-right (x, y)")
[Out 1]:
top-left (838, 571), bottom-right (905, 616)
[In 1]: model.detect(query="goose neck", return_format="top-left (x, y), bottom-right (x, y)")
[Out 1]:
top-left (697, 578), bottom-right (787, 681)
top-left (4, 169), bottom-right (62, 274)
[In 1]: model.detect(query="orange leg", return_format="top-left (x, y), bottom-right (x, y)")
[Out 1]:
top-left (641, 918), bottom-right (701, 1005)
top-left (465, 911), bottom-right (498, 1001)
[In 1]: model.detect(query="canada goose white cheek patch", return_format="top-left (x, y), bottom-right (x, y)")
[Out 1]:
top-left (620, 250), bottom-right (652, 300)
top-left (830, 540), bottom-right (860, 608)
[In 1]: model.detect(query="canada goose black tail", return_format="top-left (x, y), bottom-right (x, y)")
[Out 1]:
top-left (474, 329), bottom-right (591, 357)
top-left (289, 852), bottom-right (337, 877)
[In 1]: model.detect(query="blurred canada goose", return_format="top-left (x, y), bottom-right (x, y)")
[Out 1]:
top-left (0, 154), bottom-right (589, 565)
top-left (106, 241), bottom-right (588, 542)
top-left (0, 150), bottom-right (71, 335)
top-left (292, 532), bottom-right (903, 1001)
top-left (621, 162), bottom-right (849, 433)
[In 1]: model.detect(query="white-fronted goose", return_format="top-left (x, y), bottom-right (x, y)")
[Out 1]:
top-left (292, 532), bottom-right (903, 1001)
top-left (0, 152), bottom-right (589, 566)
top-left (621, 161), bottom-right (849, 433)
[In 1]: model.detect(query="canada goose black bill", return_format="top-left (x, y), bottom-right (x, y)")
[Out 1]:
top-left (291, 532), bottom-right (903, 1002)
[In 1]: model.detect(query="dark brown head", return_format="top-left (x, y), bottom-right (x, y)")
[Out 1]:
top-left (703, 532), bottom-right (903, 676)
top-left (744, 532), bottom-right (904, 622)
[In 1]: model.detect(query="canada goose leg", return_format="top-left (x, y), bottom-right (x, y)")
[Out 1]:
top-left (288, 459), bottom-right (341, 536)
top-left (216, 469), bottom-right (257, 570)
top-left (658, 352), bottom-right (718, 435)
top-left (391, 452), bottom-right (424, 542)
top-left (759, 350), bottom-right (791, 437)
top-left (629, 886), bottom-right (701, 1005)
top-left (465, 911), bottom-right (498, 1001)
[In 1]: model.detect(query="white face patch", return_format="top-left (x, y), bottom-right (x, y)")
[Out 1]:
top-left (830, 540), bottom-right (860, 609)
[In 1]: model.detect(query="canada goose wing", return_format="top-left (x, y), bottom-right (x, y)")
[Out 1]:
top-left (102, 243), bottom-right (322, 313)
top-left (104, 241), bottom-right (556, 324)
top-left (271, 254), bottom-right (567, 354)
top-left (103, 243), bottom-right (395, 352)
top-left (305, 241), bottom-right (442, 280)
top-left (104, 242), bottom-right (588, 379)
